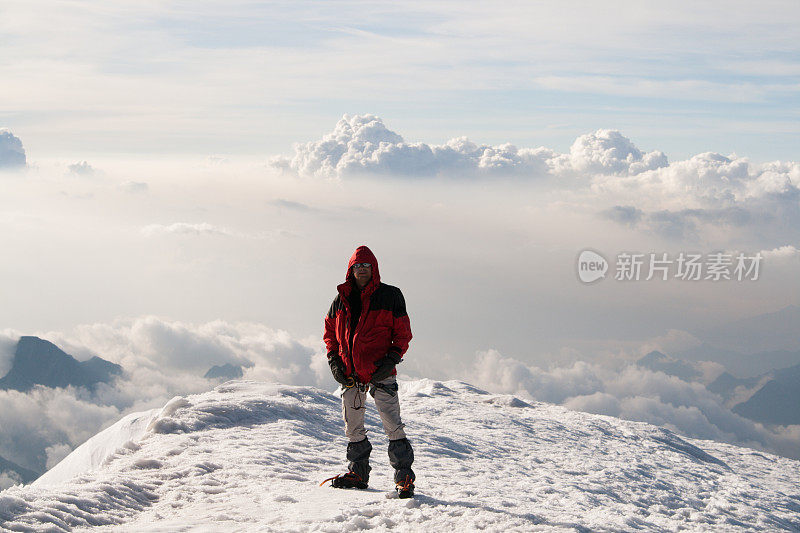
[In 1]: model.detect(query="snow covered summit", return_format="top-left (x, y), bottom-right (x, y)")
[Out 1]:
top-left (1, 379), bottom-right (799, 531)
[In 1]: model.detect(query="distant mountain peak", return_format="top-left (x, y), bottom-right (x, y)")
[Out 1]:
top-left (0, 454), bottom-right (40, 487)
top-left (639, 350), bottom-right (668, 362)
top-left (0, 336), bottom-right (122, 392)
top-left (204, 363), bottom-right (244, 380)
top-left (636, 350), bottom-right (702, 382)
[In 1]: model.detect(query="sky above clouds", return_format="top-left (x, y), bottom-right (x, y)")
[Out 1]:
top-left (0, 1), bottom-right (799, 479)
top-left (1, 1), bottom-right (798, 160)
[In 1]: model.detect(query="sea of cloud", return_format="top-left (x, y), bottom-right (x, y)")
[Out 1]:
top-left (461, 349), bottom-right (800, 460)
top-left (1, 316), bottom-right (799, 491)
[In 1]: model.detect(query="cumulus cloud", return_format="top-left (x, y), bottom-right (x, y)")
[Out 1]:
top-left (565, 129), bottom-right (668, 176)
top-left (760, 245), bottom-right (800, 260)
top-left (0, 129), bottom-right (26, 169)
top-left (463, 349), bottom-right (800, 460)
top-left (0, 387), bottom-right (120, 473)
top-left (44, 443), bottom-right (73, 470)
top-left (272, 115), bottom-right (800, 242)
top-left (46, 316), bottom-right (329, 384)
top-left (141, 222), bottom-right (231, 237)
top-left (591, 152), bottom-right (800, 209)
top-left (271, 114), bottom-right (621, 179)
top-left (0, 471), bottom-right (23, 491)
top-left (272, 116), bottom-right (669, 180)
top-left (590, 155), bottom-right (800, 240)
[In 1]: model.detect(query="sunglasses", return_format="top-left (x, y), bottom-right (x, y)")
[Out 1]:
top-left (352, 263), bottom-right (372, 269)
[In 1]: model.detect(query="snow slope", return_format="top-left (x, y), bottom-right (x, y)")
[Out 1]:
top-left (1, 379), bottom-right (799, 532)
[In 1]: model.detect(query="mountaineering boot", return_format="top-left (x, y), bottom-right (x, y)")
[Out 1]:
top-left (396, 475), bottom-right (415, 499)
top-left (329, 472), bottom-right (368, 489)
top-left (321, 438), bottom-right (372, 489)
top-left (388, 438), bottom-right (415, 497)
top-left (345, 438), bottom-right (372, 487)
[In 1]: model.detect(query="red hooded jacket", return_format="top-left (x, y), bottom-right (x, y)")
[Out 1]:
top-left (324, 246), bottom-right (412, 383)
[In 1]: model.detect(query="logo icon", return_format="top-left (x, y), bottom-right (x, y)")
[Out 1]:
top-left (577, 250), bottom-right (608, 283)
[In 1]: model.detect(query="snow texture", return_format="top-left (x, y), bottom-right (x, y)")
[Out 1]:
top-left (2, 379), bottom-right (799, 532)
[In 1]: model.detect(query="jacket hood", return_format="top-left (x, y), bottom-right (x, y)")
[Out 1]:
top-left (344, 245), bottom-right (380, 290)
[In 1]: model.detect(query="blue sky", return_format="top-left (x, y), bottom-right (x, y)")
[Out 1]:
top-left (1, 0), bottom-right (798, 161)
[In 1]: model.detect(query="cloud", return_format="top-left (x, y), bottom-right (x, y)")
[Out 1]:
top-left (0, 330), bottom-right (19, 378)
top-left (565, 129), bottom-right (668, 176)
top-left (760, 245), bottom-right (800, 260)
top-left (274, 115), bottom-right (800, 218)
top-left (271, 115), bottom-right (799, 242)
top-left (463, 349), bottom-right (800, 460)
top-left (51, 316), bottom-right (328, 382)
top-left (272, 115), bottom-right (669, 180)
top-left (0, 129), bottom-right (26, 169)
top-left (272, 114), bottom-right (557, 179)
top-left (589, 154), bottom-right (800, 240)
top-left (0, 471), bottom-right (23, 491)
top-left (140, 222), bottom-right (231, 237)
top-left (591, 153), bottom-right (799, 209)
top-left (67, 161), bottom-right (95, 176)
top-left (601, 205), bottom-right (644, 226)
top-left (44, 443), bottom-right (72, 470)
top-left (0, 387), bottom-right (120, 473)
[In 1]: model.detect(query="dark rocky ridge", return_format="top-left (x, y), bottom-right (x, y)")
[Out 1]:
top-left (204, 363), bottom-right (244, 381)
top-left (0, 336), bottom-right (122, 392)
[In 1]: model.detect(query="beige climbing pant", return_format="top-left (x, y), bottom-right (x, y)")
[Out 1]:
top-left (341, 376), bottom-right (407, 442)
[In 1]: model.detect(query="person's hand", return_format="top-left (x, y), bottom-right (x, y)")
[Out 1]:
top-left (328, 355), bottom-right (349, 386)
top-left (371, 352), bottom-right (402, 383)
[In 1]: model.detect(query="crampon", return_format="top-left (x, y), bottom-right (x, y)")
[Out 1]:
top-left (319, 472), bottom-right (368, 489)
top-left (396, 476), bottom-right (415, 499)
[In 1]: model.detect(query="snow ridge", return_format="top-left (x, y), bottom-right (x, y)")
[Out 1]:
top-left (2, 379), bottom-right (799, 532)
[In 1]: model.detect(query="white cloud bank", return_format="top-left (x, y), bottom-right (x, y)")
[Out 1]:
top-left (271, 114), bottom-right (668, 179)
top-left (760, 245), bottom-right (800, 260)
top-left (464, 349), bottom-right (800, 461)
top-left (0, 129), bottom-right (26, 169)
top-left (271, 115), bottom-right (800, 240)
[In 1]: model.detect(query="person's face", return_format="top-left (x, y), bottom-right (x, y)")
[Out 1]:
top-left (352, 262), bottom-right (372, 287)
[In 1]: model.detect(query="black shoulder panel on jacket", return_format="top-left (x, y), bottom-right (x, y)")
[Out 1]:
top-left (370, 284), bottom-right (407, 318)
top-left (327, 294), bottom-right (342, 319)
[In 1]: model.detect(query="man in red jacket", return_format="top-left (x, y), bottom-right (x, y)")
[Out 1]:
top-left (323, 245), bottom-right (415, 497)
